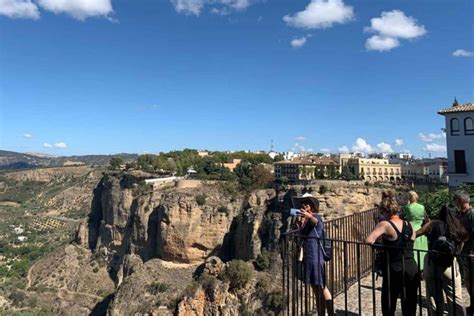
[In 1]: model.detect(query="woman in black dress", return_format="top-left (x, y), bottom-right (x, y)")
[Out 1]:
top-left (366, 197), bottom-right (420, 316)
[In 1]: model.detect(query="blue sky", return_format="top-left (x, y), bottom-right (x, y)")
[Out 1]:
top-left (0, 0), bottom-right (472, 157)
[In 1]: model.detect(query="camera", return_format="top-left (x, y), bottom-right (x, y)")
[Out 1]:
top-left (289, 208), bottom-right (301, 216)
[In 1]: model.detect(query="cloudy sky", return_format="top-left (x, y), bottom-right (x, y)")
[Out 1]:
top-left (0, 0), bottom-right (472, 156)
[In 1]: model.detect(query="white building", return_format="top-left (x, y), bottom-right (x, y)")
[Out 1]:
top-left (13, 226), bottom-right (24, 234)
top-left (438, 102), bottom-right (474, 186)
top-left (401, 159), bottom-right (448, 184)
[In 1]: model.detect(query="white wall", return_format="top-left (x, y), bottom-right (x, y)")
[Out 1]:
top-left (444, 111), bottom-right (474, 186)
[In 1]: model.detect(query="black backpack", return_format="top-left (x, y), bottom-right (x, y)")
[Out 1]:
top-left (430, 222), bottom-right (455, 269)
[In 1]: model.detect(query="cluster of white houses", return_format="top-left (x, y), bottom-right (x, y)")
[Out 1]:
top-left (274, 155), bottom-right (403, 183)
top-left (274, 101), bottom-right (473, 187)
top-left (274, 153), bottom-right (449, 184)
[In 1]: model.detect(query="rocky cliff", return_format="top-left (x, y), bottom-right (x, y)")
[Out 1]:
top-left (25, 172), bottom-right (387, 315)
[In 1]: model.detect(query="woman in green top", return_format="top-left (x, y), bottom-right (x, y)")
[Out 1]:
top-left (403, 191), bottom-right (429, 270)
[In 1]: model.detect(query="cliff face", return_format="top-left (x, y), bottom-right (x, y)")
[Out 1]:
top-left (80, 174), bottom-right (268, 267)
top-left (69, 174), bottom-right (386, 315)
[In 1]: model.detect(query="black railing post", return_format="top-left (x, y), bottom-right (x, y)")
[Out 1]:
top-left (417, 249), bottom-right (422, 316)
top-left (371, 246), bottom-right (376, 316)
top-left (282, 234), bottom-right (286, 315)
top-left (451, 257), bottom-right (456, 316)
top-left (470, 257), bottom-right (473, 315)
top-left (356, 243), bottom-right (362, 316)
top-left (343, 241), bottom-right (348, 314)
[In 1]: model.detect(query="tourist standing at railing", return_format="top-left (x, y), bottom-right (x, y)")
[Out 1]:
top-left (417, 206), bottom-right (468, 316)
top-left (294, 193), bottom-right (334, 316)
top-left (454, 190), bottom-right (474, 312)
top-left (366, 198), bottom-right (420, 316)
top-left (403, 191), bottom-right (429, 270)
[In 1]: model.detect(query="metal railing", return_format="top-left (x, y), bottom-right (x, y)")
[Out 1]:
top-left (281, 214), bottom-right (474, 315)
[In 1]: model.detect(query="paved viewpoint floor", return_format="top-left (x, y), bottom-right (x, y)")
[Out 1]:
top-left (331, 275), bottom-right (471, 316)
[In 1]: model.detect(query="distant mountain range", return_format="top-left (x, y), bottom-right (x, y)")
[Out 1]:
top-left (0, 150), bottom-right (138, 170)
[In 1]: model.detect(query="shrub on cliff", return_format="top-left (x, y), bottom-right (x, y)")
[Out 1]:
top-left (199, 273), bottom-right (218, 297)
top-left (222, 260), bottom-right (253, 291)
top-left (147, 281), bottom-right (169, 295)
top-left (318, 185), bottom-right (328, 195)
top-left (254, 249), bottom-right (270, 271)
top-left (265, 291), bottom-right (286, 314)
top-left (217, 206), bottom-right (229, 215)
top-left (195, 194), bottom-right (206, 206)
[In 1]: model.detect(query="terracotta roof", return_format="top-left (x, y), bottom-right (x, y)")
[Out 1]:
top-left (438, 102), bottom-right (474, 115)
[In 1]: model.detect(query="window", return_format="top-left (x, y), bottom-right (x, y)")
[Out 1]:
top-left (454, 150), bottom-right (467, 174)
top-left (465, 117), bottom-right (474, 135)
top-left (451, 118), bottom-right (460, 136)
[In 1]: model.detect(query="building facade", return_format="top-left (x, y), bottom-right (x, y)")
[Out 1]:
top-left (401, 159), bottom-right (448, 184)
top-left (347, 158), bottom-right (401, 182)
top-left (438, 102), bottom-right (474, 186)
top-left (274, 156), bottom-right (340, 182)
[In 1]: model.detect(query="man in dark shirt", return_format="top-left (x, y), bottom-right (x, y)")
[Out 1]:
top-left (454, 190), bottom-right (474, 305)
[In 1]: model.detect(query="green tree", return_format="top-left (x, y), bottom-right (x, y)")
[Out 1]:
top-left (249, 165), bottom-right (274, 190)
top-left (315, 167), bottom-right (325, 179)
top-left (109, 157), bottom-right (124, 170)
top-left (340, 165), bottom-right (356, 180)
top-left (222, 260), bottom-right (253, 291)
top-left (137, 154), bottom-right (155, 171)
top-left (273, 154), bottom-right (285, 162)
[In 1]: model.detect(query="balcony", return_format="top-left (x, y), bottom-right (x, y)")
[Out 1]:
top-left (281, 208), bottom-right (473, 315)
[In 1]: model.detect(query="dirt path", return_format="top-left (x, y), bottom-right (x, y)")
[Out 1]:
top-left (26, 260), bottom-right (38, 290)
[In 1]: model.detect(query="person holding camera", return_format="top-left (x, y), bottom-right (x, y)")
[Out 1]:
top-left (293, 193), bottom-right (334, 316)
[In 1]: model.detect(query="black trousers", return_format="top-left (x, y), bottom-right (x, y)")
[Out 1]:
top-left (381, 266), bottom-right (420, 316)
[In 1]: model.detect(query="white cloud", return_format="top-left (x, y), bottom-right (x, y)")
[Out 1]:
top-left (223, 0), bottom-right (250, 10)
top-left (365, 35), bottom-right (399, 51)
top-left (394, 139), bottom-right (403, 146)
top-left (423, 143), bottom-right (446, 153)
top-left (291, 36), bottom-right (307, 48)
top-left (172, 0), bottom-right (204, 15)
top-left (283, 0), bottom-right (354, 29)
top-left (352, 138), bottom-right (374, 154)
top-left (418, 132), bottom-right (445, 142)
top-left (320, 148), bottom-right (330, 153)
top-left (171, 0), bottom-right (252, 16)
top-left (295, 136), bottom-right (306, 141)
top-left (37, 0), bottom-right (113, 20)
top-left (338, 145), bottom-right (349, 154)
top-left (364, 10), bottom-right (426, 52)
top-left (54, 142), bottom-right (67, 149)
top-left (452, 49), bottom-right (473, 57)
top-left (22, 133), bottom-right (33, 139)
top-left (43, 141), bottom-right (67, 149)
top-left (377, 142), bottom-right (393, 153)
top-left (0, 0), bottom-right (40, 19)
top-left (365, 10), bottom-right (426, 39)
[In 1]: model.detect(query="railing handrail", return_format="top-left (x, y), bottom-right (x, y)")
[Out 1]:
top-left (283, 234), bottom-right (474, 259)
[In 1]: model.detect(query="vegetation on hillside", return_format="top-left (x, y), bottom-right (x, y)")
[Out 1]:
top-left (419, 183), bottom-right (474, 218)
top-left (131, 149), bottom-right (276, 191)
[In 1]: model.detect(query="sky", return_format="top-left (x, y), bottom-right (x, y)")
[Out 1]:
top-left (0, 0), bottom-right (472, 157)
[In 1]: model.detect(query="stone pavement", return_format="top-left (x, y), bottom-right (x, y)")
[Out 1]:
top-left (330, 274), bottom-right (471, 316)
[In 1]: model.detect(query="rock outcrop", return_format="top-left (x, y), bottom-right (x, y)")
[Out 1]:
top-left (61, 174), bottom-right (388, 314)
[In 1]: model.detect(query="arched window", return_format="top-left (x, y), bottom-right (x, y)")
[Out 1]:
top-left (465, 117), bottom-right (474, 135)
top-left (451, 118), bottom-right (460, 136)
